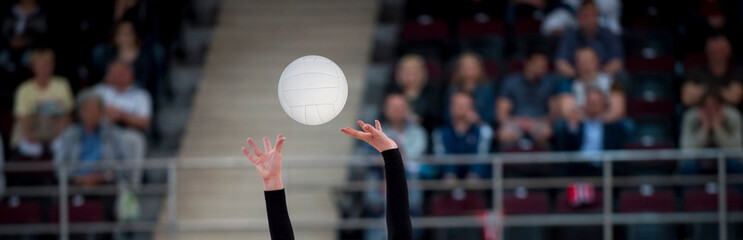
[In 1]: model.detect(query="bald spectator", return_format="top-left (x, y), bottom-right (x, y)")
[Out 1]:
top-left (497, 51), bottom-right (559, 148)
top-left (682, 35), bottom-right (743, 107)
top-left (12, 49), bottom-right (73, 157)
top-left (94, 61), bottom-right (151, 161)
top-left (557, 47), bottom-right (625, 124)
top-left (386, 54), bottom-right (442, 131)
top-left (433, 93), bottom-right (493, 180)
top-left (554, 0), bottom-right (623, 77)
top-left (555, 87), bottom-right (626, 152)
top-left (53, 90), bottom-right (133, 186)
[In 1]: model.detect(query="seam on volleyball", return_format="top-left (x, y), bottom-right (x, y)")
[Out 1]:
top-left (282, 86), bottom-right (340, 91)
top-left (315, 105), bottom-right (324, 123)
top-left (281, 71), bottom-right (338, 80)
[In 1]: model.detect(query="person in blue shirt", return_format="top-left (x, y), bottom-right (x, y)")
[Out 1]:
top-left (497, 51), bottom-right (559, 149)
top-left (53, 90), bottom-right (132, 186)
top-left (554, 0), bottom-right (624, 78)
top-left (433, 92), bottom-right (493, 180)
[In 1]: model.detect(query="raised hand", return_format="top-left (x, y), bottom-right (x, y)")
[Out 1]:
top-left (242, 134), bottom-right (286, 191)
top-left (340, 120), bottom-right (398, 152)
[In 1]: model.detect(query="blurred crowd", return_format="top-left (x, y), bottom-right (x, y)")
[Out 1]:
top-left (0, 0), bottom-right (188, 237)
top-left (347, 0), bottom-right (743, 239)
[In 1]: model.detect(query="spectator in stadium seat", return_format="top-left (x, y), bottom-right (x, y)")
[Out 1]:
top-left (92, 20), bottom-right (164, 95)
top-left (382, 94), bottom-right (428, 160)
top-left (444, 52), bottom-right (496, 124)
top-left (497, 51), bottom-right (558, 148)
top-left (554, 87), bottom-right (627, 153)
top-left (681, 35), bottom-right (743, 107)
top-left (93, 61), bottom-right (150, 162)
top-left (12, 49), bottom-right (73, 157)
top-left (433, 93), bottom-right (493, 180)
top-left (364, 94), bottom-right (427, 240)
top-left (540, 0), bottom-right (622, 37)
top-left (557, 47), bottom-right (625, 124)
top-left (0, 0), bottom-right (48, 70)
top-left (680, 91), bottom-right (742, 149)
top-left (679, 91), bottom-right (743, 175)
top-left (386, 54), bottom-right (442, 132)
top-left (554, 0), bottom-right (623, 78)
top-left (53, 90), bottom-right (133, 186)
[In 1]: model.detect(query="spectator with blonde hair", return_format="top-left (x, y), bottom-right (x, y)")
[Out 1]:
top-left (12, 48), bottom-right (73, 157)
top-left (386, 53), bottom-right (442, 131)
top-left (444, 52), bottom-right (496, 124)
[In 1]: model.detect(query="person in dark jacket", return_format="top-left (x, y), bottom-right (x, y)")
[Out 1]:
top-left (242, 120), bottom-right (412, 240)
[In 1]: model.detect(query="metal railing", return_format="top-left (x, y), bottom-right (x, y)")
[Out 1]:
top-left (1, 148), bottom-right (742, 240)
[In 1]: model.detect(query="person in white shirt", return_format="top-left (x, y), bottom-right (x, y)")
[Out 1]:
top-left (93, 61), bottom-right (151, 162)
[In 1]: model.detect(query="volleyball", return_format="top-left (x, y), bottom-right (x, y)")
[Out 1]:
top-left (277, 55), bottom-right (348, 125)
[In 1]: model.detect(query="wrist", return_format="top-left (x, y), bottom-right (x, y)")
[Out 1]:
top-left (263, 177), bottom-right (283, 191)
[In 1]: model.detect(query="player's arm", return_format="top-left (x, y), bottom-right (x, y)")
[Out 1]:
top-left (341, 120), bottom-right (413, 240)
top-left (242, 135), bottom-right (294, 240)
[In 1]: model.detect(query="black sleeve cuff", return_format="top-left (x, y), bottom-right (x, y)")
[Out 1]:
top-left (381, 148), bottom-right (402, 163)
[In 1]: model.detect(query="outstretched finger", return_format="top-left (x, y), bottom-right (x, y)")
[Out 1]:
top-left (241, 147), bottom-right (257, 164)
top-left (341, 127), bottom-right (370, 140)
top-left (357, 120), bottom-right (367, 131)
top-left (275, 134), bottom-right (286, 153)
top-left (362, 123), bottom-right (380, 136)
top-left (247, 138), bottom-right (264, 156)
top-left (375, 120), bottom-right (382, 131)
top-left (263, 137), bottom-right (272, 152)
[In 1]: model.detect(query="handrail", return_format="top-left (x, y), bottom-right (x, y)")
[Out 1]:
top-left (3, 148), bottom-right (743, 172)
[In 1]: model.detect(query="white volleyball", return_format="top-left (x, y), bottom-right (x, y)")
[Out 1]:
top-left (278, 55), bottom-right (348, 125)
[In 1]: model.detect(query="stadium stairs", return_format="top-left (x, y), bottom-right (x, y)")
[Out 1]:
top-left (165, 0), bottom-right (377, 239)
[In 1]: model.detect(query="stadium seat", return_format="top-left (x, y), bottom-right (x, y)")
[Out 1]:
top-left (619, 143), bottom-right (677, 175)
top-left (619, 189), bottom-right (675, 213)
top-left (684, 188), bottom-right (742, 212)
top-left (513, 18), bottom-right (541, 36)
top-left (430, 190), bottom-right (487, 216)
top-left (683, 52), bottom-right (706, 70)
top-left (50, 198), bottom-right (106, 223)
top-left (503, 190), bottom-right (549, 215)
top-left (623, 30), bottom-right (674, 57)
top-left (456, 18), bottom-right (505, 38)
top-left (400, 18), bottom-right (449, 42)
top-left (625, 54), bottom-right (675, 73)
top-left (625, 116), bottom-right (674, 150)
top-left (556, 191), bottom-right (603, 213)
top-left (0, 198), bottom-right (42, 223)
top-left (620, 189), bottom-right (678, 240)
top-left (483, 59), bottom-right (500, 81)
top-left (424, 59), bottom-right (442, 82)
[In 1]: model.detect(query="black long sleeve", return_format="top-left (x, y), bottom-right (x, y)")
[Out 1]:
top-left (262, 149), bottom-right (411, 240)
top-left (382, 148), bottom-right (413, 240)
top-left (264, 189), bottom-right (294, 240)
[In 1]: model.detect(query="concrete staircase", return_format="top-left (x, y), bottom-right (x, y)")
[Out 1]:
top-left (173, 0), bottom-right (376, 239)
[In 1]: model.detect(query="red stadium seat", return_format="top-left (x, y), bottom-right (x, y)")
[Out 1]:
top-left (424, 60), bottom-right (442, 82)
top-left (626, 98), bottom-right (675, 118)
top-left (556, 191), bottom-right (603, 213)
top-left (0, 198), bottom-right (42, 223)
top-left (0, 110), bottom-right (12, 136)
top-left (684, 188), bottom-right (742, 212)
top-left (503, 190), bottom-right (549, 215)
top-left (483, 60), bottom-right (500, 80)
top-left (513, 19), bottom-right (541, 36)
top-left (683, 52), bottom-right (706, 70)
top-left (506, 60), bottom-right (525, 75)
top-left (430, 191), bottom-right (487, 216)
top-left (619, 189), bottom-right (676, 213)
top-left (400, 18), bottom-right (449, 42)
top-left (625, 54), bottom-right (675, 73)
top-left (456, 18), bottom-right (505, 39)
top-left (50, 198), bottom-right (106, 223)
